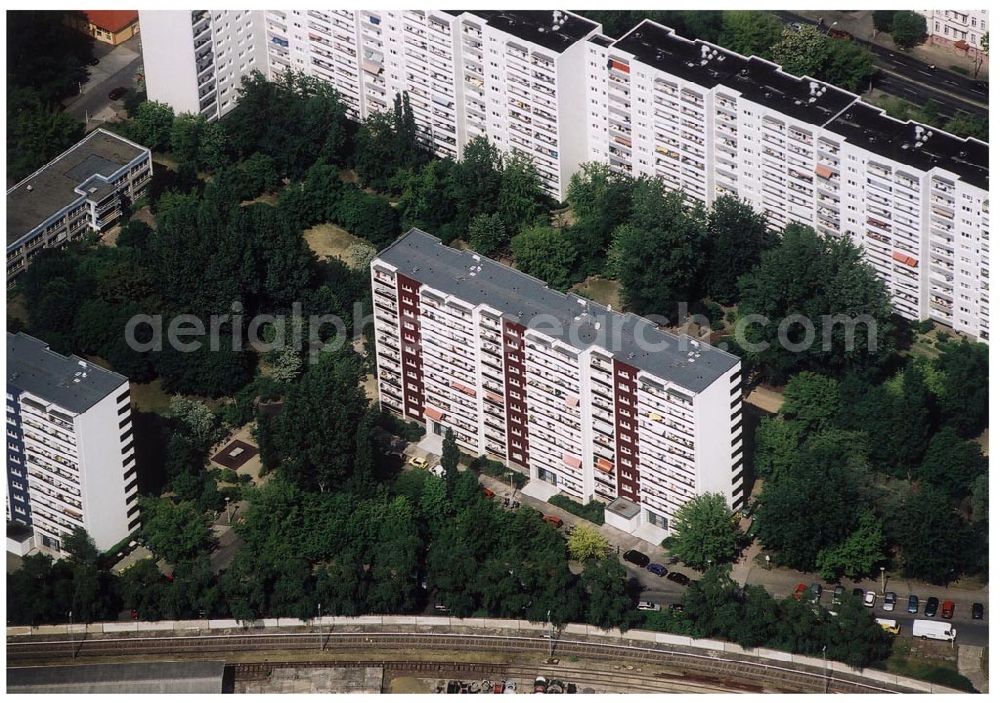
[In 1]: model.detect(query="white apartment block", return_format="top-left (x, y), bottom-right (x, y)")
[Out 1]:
top-left (372, 229), bottom-right (744, 542)
top-left (139, 11), bottom-right (989, 341)
top-left (260, 9), bottom-right (599, 198)
top-left (920, 10), bottom-right (989, 55)
top-left (7, 333), bottom-right (139, 555)
top-left (584, 21), bottom-right (989, 342)
top-left (139, 9), bottom-right (266, 120)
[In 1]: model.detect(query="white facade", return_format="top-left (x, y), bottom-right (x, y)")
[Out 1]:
top-left (139, 11), bottom-right (989, 342)
top-left (139, 9), bottom-right (265, 120)
top-left (7, 334), bottom-right (139, 555)
top-left (372, 229), bottom-right (743, 542)
top-left (920, 10), bottom-right (989, 54)
top-left (585, 22), bottom-right (989, 342)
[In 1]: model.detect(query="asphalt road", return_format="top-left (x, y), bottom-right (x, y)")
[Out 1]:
top-left (772, 11), bottom-right (988, 120)
top-left (62, 35), bottom-right (144, 126)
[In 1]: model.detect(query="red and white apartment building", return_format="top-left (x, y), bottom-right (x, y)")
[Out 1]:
top-left (371, 229), bottom-right (744, 542)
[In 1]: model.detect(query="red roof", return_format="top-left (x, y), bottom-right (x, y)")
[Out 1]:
top-left (85, 10), bottom-right (139, 33)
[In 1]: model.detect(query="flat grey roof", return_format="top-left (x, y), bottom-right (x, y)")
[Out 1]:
top-left (447, 10), bottom-right (599, 54)
top-left (376, 230), bottom-right (739, 393)
top-left (6, 128), bottom-right (148, 245)
top-left (606, 497), bottom-right (641, 519)
top-left (7, 333), bottom-right (128, 414)
top-left (7, 661), bottom-right (225, 694)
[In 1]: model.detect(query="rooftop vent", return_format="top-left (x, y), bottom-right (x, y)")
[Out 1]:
top-left (26, 185), bottom-right (33, 192)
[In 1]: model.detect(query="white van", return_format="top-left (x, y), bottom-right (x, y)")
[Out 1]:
top-left (912, 619), bottom-right (956, 641)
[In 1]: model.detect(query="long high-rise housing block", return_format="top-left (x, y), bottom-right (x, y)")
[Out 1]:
top-left (371, 229), bottom-right (743, 541)
top-left (140, 10), bottom-right (989, 342)
top-left (6, 333), bottom-right (140, 555)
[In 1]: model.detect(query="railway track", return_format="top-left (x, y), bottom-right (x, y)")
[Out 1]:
top-left (7, 631), bottom-right (901, 694)
top-left (232, 659), bottom-right (751, 694)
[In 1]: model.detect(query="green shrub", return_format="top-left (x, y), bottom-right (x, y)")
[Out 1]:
top-left (469, 455), bottom-right (527, 488)
top-left (913, 319), bottom-right (934, 334)
top-left (378, 410), bottom-right (425, 442)
top-left (549, 495), bottom-right (606, 525)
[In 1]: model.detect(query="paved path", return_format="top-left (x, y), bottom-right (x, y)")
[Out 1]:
top-left (62, 35), bottom-right (144, 130)
top-left (957, 645), bottom-right (988, 692)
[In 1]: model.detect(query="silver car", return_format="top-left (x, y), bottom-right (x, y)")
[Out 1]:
top-left (882, 592), bottom-right (897, 611)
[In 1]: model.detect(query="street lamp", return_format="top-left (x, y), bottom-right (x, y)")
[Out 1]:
top-left (317, 603), bottom-right (323, 650)
top-left (880, 566), bottom-right (886, 596)
top-left (824, 21), bottom-right (838, 36)
top-left (68, 610), bottom-right (74, 660)
top-left (225, 496), bottom-right (233, 524)
top-left (822, 645), bottom-right (828, 693)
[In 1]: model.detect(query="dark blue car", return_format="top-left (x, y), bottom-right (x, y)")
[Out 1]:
top-left (647, 563), bottom-right (668, 577)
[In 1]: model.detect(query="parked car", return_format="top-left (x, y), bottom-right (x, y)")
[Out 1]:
top-left (793, 583), bottom-right (808, 601)
top-left (666, 571), bottom-right (691, 587)
top-left (482, 486), bottom-right (496, 499)
top-left (924, 597), bottom-right (939, 617)
top-left (542, 515), bottom-right (563, 528)
top-left (883, 592), bottom-right (897, 611)
top-left (809, 583), bottom-right (823, 603)
top-left (87, 56), bottom-right (100, 66)
top-left (941, 600), bottom-right (955, 619)
top-left (108, 86), bottom-right (128, 100)
top-left (790, 22), bottom-right (804, 32)
top-left (852, 587), bottom-right (865, 599)
top-left (907, 595), bottom-right (919, 614)
top-left (637, 600), bottom-right (661, 611)
top-left (647, 563), bottom-right (668, 577)
top-left (972, 602), bottom-right (984, 620)
top-left (832, 585), bottom-right (845, 605)
top-left (863, 591), bottom-right (876, 608)
top-left (408, 455), bottom-right (428, 469)
top-left (669, 603), bottom-right (685, 613)
top-left (875, 618), bottom-right (900, 635)
top-left (623, 550), bottom-right (650, 568)
top-left (429, 463), bottom-right (446, 478)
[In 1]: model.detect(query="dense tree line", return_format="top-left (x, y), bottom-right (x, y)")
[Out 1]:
top-left (645, 567), bottom-right (892, 668)
top-left (753, 342), bottom-right (989, 584)
top-left (7, 11), bottom-right (93, 182)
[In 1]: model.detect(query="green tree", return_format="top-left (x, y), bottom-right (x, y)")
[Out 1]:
top-left (825, 592), bottom-right (894, 668)
top-left (441, 428), bottom-right (460, 497)
top-left (119, 559), bottom-right (170, 620)
top-left (780, 372), bottom-right (841, 433)
top-left (168, 395), bottom-right (220, 444)
top-left (581, 556), bottom-right (638, 631)
top-left (891, 11), bottom-right (927, 50)
top-left (872, 11), bottom-right (896, 33)
top-left (127, 101), bottom-right (176, 151)
top-left (770, 26), bottom-right (874, 91)
top-left (736, 224), bottom-right (893, 383)
top-left (941, 110), bottom-right (990, 142)
top-left (753, 417), bottom-right (803, 480)
top-left (448, 136), bottom-right (503, 231)
top-left (7, 11), bottom-right (94, 104)
top-left (669, 493), bottom-right (739, 569)
top-left (916, 428), bottom-right (988, 498)
top-left (568, 524), bottom-right (610, 562)
top-left (934, 339), bottom-right (989, 438)
top-left (756, 432), bottom-right (868, 570)
top-left (566, 163), bottom-right (635, 275)
top-left (467, 212), bottom-right (508, 256)
top-left (265, 350), bottom-right (369, 491)
top-left (892, 484), bottom-right (972, 584)
top-left (399, 159), bottom-right (457, 234)
top-left (510, 226), bottom-right (578, 290)
top-left (718, 11), bottom-right (785, 59)
top-left (170, 113), bottom-right (207, 165)
top-left (497, 150), bottom-right (546, 234)
top-left (140, 497), bottom-right (216, 565)
top-left (815, 511), bottom-right (886, 580)
top-left (705, 195), bottom-right (775, 305)
top-left (613, 184), bottom-right (708, 321)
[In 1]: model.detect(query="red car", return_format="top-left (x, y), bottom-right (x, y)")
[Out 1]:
top-left (542, 515), bottom-right (564, 528)
top-left (482, 487), bottom-right (495, 499)
top-left (793, 583), bottom-right (808, 601)
top-left (941, 600), bottom-right (955, 619)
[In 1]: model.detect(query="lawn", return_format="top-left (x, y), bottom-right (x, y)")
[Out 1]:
top-left (303, 222), bottom-right (369, 267)
top-left (571, 276), bottom-right (622, 310)
top-left (129, 378), bottom-right (225, 415)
